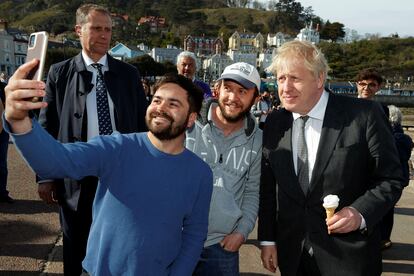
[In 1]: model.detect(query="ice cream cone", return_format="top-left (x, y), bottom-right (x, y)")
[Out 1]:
top-left (325, 207), bottom-right (336, 234)
top-left (323, 195), bottom-right (340, 235)
top-left (325, 207), bottom-right (336, 220)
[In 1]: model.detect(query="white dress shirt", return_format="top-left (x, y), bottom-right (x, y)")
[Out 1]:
top-left (81, 51), bottom-right (116, 140)
top-left (291, 91), bottom-right (328, 181)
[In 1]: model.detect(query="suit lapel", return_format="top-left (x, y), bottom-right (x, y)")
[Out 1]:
top-left (73, 53), bottom-right (93, 97)
top-left (309, 94), bottom-right (345, 193)
top-left (104, 55), bottom-right (119, 103)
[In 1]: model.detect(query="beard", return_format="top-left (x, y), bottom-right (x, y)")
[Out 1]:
top-left (218, 97), bottom-right (255, 123)
top-left (146, 110), bottom-right (189, 141)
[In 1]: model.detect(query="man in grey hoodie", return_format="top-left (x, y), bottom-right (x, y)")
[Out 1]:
top-left (187, 62), bottom-right (262, 275)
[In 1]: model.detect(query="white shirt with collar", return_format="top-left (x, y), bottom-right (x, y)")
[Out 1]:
top-left (291, 90), bottom-right (328, 181)
top-left (82, 51), bottom-right (116, 140)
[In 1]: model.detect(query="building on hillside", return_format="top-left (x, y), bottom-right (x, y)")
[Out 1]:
top-left (150, 45), bottom-right (182, 63)
top-left (137, 16), bottom-right (167, 33)
top-left (296, 22), bottom-right (320, 44)
top-left (267, 32), bottom-right (286, 48)
top-left (203, 53), bottom-right (233, 81)
top-left (0, 19), bottom-right (28, 76)
top-left (111, 13), bottom-right (129, 27)
top-left (183, 35), bottom-right (225, 57)
top-left (228, 31), bottom-right (264, 52)
top-left (258, 48), bottom-right (276, 74)
top-left (227, 49), bottom-right (257, 67)
top-left (109, 42), bottom-right (146, 61)
top-left (137, 43), bottom-right (150, 52)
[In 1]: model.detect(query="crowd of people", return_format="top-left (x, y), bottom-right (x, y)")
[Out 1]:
top-left (1, 3), bottom-right (413, 276)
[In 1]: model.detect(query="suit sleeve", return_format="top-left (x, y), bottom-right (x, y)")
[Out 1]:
top-left (258, 113), bottom-right (278, 242)
top-left (36, 65), bottom-right (60, 183)
top-left (351, 102), bottom-right (405, 231)
top-left (133, 69), bottom-right (148, 132)
top-left (38, 64), bottom-right (59, 138)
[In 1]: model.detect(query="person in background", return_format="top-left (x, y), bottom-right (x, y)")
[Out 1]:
top-left (142, 78), bottom-right (152, 105)
top-left (251, 88), bottom-right (272, 130)
top-left (212, 80), bottom-right (220, 99)
top-left (36, 4), bottom-right (147, 275)
top-left (177, 51), bottom-right (212, 99)
top-left (259, 40), bottom-right (404, 276)
top-left (0, 73), bottom-right (7, 84)
top-left (356, 68), bottom-right (389, 117)
top-left (380, 105), bottom-right (413, 249)
top-left (0, 81), bottom-right (13, 203)
top-left (187, 62), bottom-right (262, 276)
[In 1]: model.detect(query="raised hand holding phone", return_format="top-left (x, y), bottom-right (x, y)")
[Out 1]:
top-left (4, 59), bottom-right (47, 133)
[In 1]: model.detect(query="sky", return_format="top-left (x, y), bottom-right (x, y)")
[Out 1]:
top-left (261, 0), bottom-right (414, 37)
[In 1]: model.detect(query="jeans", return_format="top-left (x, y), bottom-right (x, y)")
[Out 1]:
top-left (193, 243), bottom-right (239, 276)
top-left (0, 131), bottom-right (9, 197)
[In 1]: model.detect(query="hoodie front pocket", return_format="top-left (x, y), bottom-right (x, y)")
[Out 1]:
top-left (208, 186), bottom-right (242, 235)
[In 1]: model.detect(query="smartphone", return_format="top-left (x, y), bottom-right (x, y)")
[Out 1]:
top-left (25, 31), bottom-right (48, 102)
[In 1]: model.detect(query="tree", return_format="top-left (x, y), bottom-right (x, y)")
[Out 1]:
top-left (320, 21), bottom-right (345, 42)
top-left (266, 12), bottom-right (278, 33)
top-left (241, 13), bottom-right (255, 32)
top-left (252, 1), bottom-right (265, 10)
top-left (129, 55), bottom-right (165, 77)
top-left (274, 0), bottom-right (305, 34)
top-left (226, 0), bottom-right (251, 8)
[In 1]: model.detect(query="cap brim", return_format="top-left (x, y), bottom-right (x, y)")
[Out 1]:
top-left (218, 73), bottom-right (256, 90)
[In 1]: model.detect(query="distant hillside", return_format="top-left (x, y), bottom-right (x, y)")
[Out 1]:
top-left (0, 0), bottom-right (306, 42)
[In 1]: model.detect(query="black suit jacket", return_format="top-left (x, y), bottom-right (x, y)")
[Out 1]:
top-left (258, 93), bottom-right (404, 276)
top-left (38, 53), bottom-right (147, 210)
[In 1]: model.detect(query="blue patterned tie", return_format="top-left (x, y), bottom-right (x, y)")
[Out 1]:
top-left (92, 63), bottom-right (113, 135)
top-left (297, 116), bottom-right (309, 194)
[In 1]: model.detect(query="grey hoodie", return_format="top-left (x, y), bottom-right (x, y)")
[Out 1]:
top-left (186, 100), bottom-right (262, 247)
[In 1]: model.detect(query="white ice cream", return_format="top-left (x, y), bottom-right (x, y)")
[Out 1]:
top-left (323, 194), bottom-right (340, 208)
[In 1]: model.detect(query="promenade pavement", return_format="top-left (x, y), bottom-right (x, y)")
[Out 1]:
top-left (1, 144), bottom-right (413, 275)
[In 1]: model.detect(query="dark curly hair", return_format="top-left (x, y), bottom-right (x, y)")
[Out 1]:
top-left (153, 73), bottom-right (204, 114)
top-left (356, 69), bottom-right (383, 85)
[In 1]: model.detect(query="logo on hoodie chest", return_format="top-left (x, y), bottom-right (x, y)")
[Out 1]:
top-left (200, 143), bottom-right (257, 173)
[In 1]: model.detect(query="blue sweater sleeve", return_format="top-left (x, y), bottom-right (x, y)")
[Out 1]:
top-left (8, 119), bottom-right (113, 180)
top-left (170, 168), bottom-right (213, 275)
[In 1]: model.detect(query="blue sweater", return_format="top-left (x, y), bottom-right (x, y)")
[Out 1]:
top-left (9, 121), bottom-right (213, 276)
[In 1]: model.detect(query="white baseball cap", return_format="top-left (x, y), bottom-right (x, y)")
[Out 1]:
top-left (218, 62), bottom-right (261, 92)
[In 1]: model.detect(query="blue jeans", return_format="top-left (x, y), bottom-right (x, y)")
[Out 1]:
top-left (193, 243), bottom-right (239, 276)
top-left (0, 131), bottom-right (9, 197)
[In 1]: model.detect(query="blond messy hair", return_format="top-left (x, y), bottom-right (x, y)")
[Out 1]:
top-left (269, 40), bottom-right (330, 82)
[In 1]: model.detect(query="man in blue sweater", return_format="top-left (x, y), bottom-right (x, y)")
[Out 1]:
top-left (3, 59), bottom-right (213, 276)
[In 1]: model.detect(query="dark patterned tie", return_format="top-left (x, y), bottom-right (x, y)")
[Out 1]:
top-left (92, 63), bottom-right (113, 135)
top-left (297, 116), bottom-right (310, 194)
